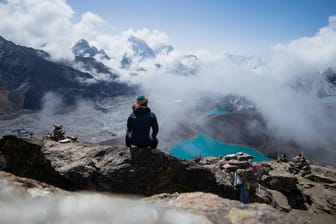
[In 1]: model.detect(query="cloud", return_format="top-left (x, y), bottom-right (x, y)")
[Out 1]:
top-left (121, 28), bottom-right (170, 50)
top-left (0, 0), bottom-right (110, 61)
top-left (0, 0), bottom-right (186, 75)
top-left (73, 12), bottom-right (107, 43)
top-left (270, 16), bottom-right (336, 81)
top-left (0, 0), bottom-right (172, 62)
top-left (0, 0), bottom-right (74, 59)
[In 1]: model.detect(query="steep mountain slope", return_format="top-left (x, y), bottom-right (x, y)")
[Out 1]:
top-left (73, 56), bottom-right (118, 81)
top-left (0, 36), bottom-right (132, 113)
top-left (127, 36), bottom-right (156, 60)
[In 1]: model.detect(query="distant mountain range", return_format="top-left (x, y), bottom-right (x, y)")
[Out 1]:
top-left (0, 36), bottom-right (133, 115)
top-left (1, 34), bottom-right (335, 116)
top-left (72, 36), bottom-right (200, 76)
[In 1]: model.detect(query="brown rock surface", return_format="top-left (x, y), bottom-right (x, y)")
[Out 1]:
top-left (0, 171), bottom-right (66, 198)
top-left (1, 135), bottom-right (336, 223)
top-left (146, 192), bottom-right (296, 224)
top-left (257, 160), bottom-right (336, 215)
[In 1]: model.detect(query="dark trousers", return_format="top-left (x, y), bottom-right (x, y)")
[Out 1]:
top-left (126, 135), bottom-right (158, 149)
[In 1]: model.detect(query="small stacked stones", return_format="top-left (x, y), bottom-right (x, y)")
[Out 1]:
top-left (220, 152), bottom-right (258, 196)
top-left (220, 152), bottom-right (254, 172)
top-left (288, 152), bottom-right (311, 176)
top-left (276, 153), bottom-right (287, 163)
top-left (51, 124), bottom-right (65, 141)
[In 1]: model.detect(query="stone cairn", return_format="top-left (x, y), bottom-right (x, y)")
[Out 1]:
top-left (276, 153), bottom-right (287, 163)
top-left (195, 152), bottom-right (259, 201)
top-left (51, 124), bottom-right (65, 141)
top-left (220, 152), bottom-right (254, 171)
top-left (288, 152), bottom-right (311, 176)
top-left (220, 152), bottom-right (257, 189)
top-left (49, 124), bottom-right (77, 143)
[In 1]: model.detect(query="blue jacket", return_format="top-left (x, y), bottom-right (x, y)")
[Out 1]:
top-left (126, 106), bottom-right (159, 147)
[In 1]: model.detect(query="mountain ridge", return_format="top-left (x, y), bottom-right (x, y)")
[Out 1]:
top-left (0, 35), bottom-right (132, 114)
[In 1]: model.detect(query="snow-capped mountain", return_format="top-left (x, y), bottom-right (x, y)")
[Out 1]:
top-left (173, 55), bottom-right (200, 75)
top-left (73, 56), bottom-right (118, 81)
top-left (71, 39), bottom-right (120, 81)
top-left (127, 36), bottom-right (155, 61)
top-left (213, 94), bottom-right (256, 112)
top-left (319, 68), bottom-right (336, 96)
top-left (154, 44), bottom-right (174, 55)
top-left (72, 39), bottom-right (110, 60)
top-left (120, 53), bottom-right (132, 69)
top-left (71, 36), bottom-right (197, 76)
top-left (119, 36), bottom-right (199, 75)
top-left (288, 68), bottom-right (336, 97)
top-left (225, 53), bottom-right (268, 74)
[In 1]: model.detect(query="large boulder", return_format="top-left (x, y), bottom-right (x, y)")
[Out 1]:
top-left (0, 135), bottom-right (236, 197)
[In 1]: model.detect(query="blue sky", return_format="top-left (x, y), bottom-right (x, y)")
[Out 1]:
top-left (66, 0), bottom-right (336, 54)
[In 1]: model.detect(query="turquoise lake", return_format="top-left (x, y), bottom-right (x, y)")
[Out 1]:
top-left (169, 132), bottom-right (272, 162)
top-left (207, 109), bottom-right (229, 115)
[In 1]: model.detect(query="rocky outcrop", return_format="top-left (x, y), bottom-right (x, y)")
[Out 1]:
top-left (0, 171), bottom-right (66, 198)
top-left (288, 153), bottom-right (311, 176)
top-left (146, 192), bottom-right (296, 224)
top-left (1, 135), bottom-right (336, 222)
top-left (0, 175), bottom-right (295, 224)
top-left (256, 160), bottom-right (336, 215)
top-left (0, 135), bottom-right (235, 197)
top-left (0, 169), bottom-right (294, 224)
top-left (1, 168), bottom-right (333, 224)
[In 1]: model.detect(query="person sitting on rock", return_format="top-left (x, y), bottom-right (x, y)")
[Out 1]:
top-left (126, 96), bottom-right (159, 149)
